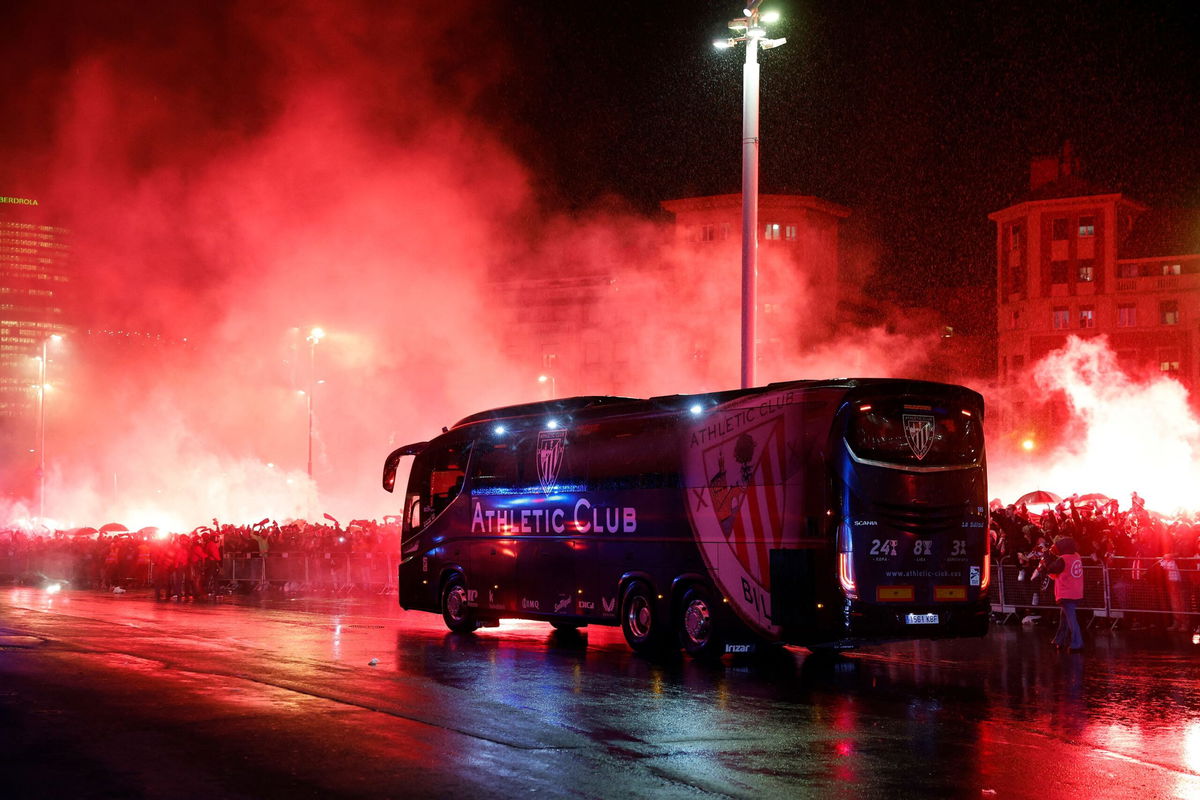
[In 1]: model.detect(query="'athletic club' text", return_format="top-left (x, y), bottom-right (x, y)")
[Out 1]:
top-left (471, 498), bottom-right (637, 535)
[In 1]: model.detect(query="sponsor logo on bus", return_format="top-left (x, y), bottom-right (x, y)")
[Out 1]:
top-left (902, 414), bottom-right (935, 461)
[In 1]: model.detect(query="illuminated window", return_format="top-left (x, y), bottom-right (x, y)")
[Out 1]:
top-left (1077, 260), bottom-right (1094, 282)
top-left (1079, 307), bottom-right (1095, 328)
top-left (1160, 300), bottom-right (1179, 326)
top-left (1116, 304), bottom-right (1137, 327)
top-left (1159, 349), bottom-right (1181, 374)
top-left (784, 224), bottom-right (797, 241)
top-left (1163, 263), bottom-right (1181, 276)
top-left (1051, 307), bottom-right (1069, 330)
top-left (764, 223), bottom-right (781, 240)
top-left (1078, 216), bottom-right (1095, 237)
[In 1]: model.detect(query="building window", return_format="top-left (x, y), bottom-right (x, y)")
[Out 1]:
top-left (1163, 263), bottom-right (1181, 276)
top-left (784, 224), bottom-right (797, 241)
top-left (1116, 304), bottom-right (1137, 328)
top-left (1159, 348), bottom-right (1181, 374)
top-left (1052, 218), bottom-right (1069, 240)
top-left (1007, 223), bottom-right (1023, 271)
top-left (1118, 262), bottom-right (1139, 278)
top-left (1160, 300), bottom-right (1180, 326)
top-left (1051, 261), bottom-right (1069, 284)
top-left (1078, 216), bottom-right (1095, 237)
top-left (1078, 261), bottom-right (1094, 282)
top-left (1079, 307), bottom-right (1095, 328)
top-left (1051, 307), bottom-right (1070, 330)
top-left (720, 223), bottom-right (731, 240)
top-left (1009, 309), bottom-right (1022, 330)
top-left (764, 223), bottom-right (781, 240)
top-left (699, 224), bottom-right (716, 242)
top-left (1012, 354), bottom-right (1025, 373)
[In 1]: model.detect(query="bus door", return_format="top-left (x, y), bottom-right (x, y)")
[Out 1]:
top-left (387, 434), bottom-right (472, 606)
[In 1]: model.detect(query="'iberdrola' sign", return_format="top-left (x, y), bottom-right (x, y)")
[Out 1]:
top-left (0, 197), bottom-right (39, 206)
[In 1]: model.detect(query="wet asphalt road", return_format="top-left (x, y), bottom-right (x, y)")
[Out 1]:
top-left (1, 586), bottom-right (1198, 800)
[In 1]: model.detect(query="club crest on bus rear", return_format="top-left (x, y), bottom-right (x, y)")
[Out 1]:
top-left (902, 414), bottom-right (935, 461)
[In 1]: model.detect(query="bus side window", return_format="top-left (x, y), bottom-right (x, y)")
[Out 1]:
top-left (407, 437), bottom-right (472, 527)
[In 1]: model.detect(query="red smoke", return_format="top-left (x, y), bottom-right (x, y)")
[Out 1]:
top-left (5, 2), bottom-right (1190, 531)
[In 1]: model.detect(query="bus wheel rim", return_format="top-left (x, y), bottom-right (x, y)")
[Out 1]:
top-left (628, 597), bottom-right (651, 638)
top-left (447, 586), bottom-right (466, 621)
top-left (683, 599), bottom-right (710, 644)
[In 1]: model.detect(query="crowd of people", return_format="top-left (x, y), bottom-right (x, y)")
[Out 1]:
top-left (990, 492), bottom-right (1200, 633)
top-left (0, 518), bottom-right (403, 599)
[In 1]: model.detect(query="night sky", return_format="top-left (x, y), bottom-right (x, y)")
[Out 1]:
top-left (3, 0), bottom-right (1198, 293)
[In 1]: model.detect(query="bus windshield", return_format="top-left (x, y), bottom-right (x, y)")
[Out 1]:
top-left (845, 399), bottom-right (983, 468)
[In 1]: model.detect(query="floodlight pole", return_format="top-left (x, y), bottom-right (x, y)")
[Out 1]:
top-left (716, 2), bottom-right (784, 389)
top-left (740, 29), bottom-right (760, 390)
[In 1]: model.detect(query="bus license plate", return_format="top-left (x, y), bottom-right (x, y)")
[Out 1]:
top-left (905, 613), bottom-right (939, 625)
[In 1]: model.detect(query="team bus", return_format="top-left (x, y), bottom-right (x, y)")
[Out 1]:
top-left (382, 378), bottom-right (990, 657)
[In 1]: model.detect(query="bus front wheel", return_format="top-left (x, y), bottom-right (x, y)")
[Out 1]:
top-left (678, 585), bottom-right (723, 659)
top-left (621, 581), bottom-right (667, 654)
top-left (441, 574), bottom-right (478, 633)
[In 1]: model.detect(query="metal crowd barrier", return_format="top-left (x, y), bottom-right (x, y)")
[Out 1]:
top-left (992, 557), bottom-right (1200, 627)
top-left (218, 552), bottom-right (397, 594)
top-left (3, 550), bottom-right (1195, 626)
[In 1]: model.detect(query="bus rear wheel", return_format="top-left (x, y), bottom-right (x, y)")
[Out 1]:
top-left (441, 574), bottom-right (477, 633)
top-left (621, 581), bottom-right (667, 654)
top-left (678, 585), bottom-right (724, 659)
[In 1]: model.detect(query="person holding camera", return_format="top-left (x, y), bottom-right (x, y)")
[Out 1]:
top-left (1044, 536), bottom-right (1085, 652)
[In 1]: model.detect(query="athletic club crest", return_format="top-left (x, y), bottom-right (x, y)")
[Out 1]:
top-left (537, 429), bottom-right (567, 494)
top-left (902, 414), bottom-right (935, 461)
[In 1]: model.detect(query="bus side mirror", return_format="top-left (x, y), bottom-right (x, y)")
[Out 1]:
top-left (382, 442), bottom-right (429, 493)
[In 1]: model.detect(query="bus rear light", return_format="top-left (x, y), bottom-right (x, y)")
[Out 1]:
top-left (980, 552), bottom-right (991, 592)
top-left (858, 404), bottom-right (872, 412)
top-left (838, 552), bottom-right (857, 599)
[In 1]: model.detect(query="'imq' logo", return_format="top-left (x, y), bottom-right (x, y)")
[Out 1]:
top-left (537, 429), bottom-right (567, 494)
top-left (902, 414), bottom-right (935, 461)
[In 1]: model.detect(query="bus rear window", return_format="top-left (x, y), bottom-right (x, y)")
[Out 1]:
top-left (846, 401), bottom-right (982, 467)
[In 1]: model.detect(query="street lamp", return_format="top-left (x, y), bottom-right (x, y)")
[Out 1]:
top-left (715, 2), bottom-right (786, 389)
top-left (36, 334), bottom-right (63, 522)
top-left (538, 374), bottom-right (557, 399)
top-left (306, 327), bottom-right (325, 479)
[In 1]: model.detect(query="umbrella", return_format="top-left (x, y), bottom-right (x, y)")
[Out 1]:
top-left (98, 522), bottom-right (128, 533)
top-left (68, 526), bottom-right (99, 537)
top-left (136, 526), bottom-right (160, 537)
top-left (1077, 492), bottom-right (1111, 503)
top-left (1015, 490), bottom-right (1062, 506)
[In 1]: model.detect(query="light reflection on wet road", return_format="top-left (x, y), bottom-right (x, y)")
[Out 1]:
top-left (2, 586), bottom-right (1198, 799)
